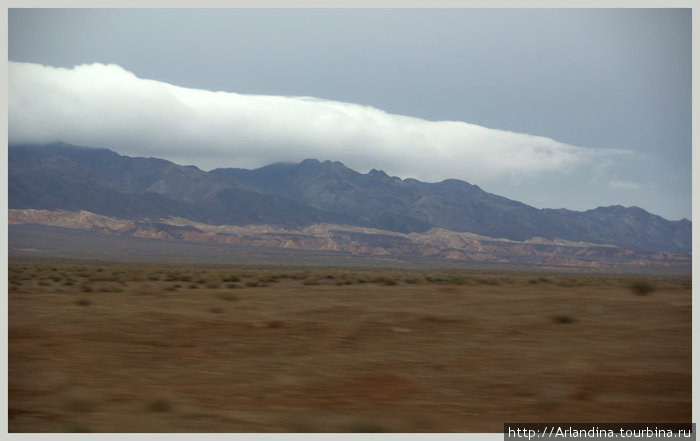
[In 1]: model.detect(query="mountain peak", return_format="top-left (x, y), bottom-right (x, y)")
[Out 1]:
top-left (321, 160), bottom-right (354, 172)
top-left (590, 205), bottom-right (648, 216)
top-left (300, 158), bottom-right (321, 167)
top-left (368, 168), bottom-right (390, 179)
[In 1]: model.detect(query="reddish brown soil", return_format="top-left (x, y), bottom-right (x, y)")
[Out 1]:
top-left (8, 263), bottom-right (691, 432)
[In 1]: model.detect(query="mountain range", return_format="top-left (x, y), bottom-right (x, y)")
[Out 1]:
top-left (8, 142), bottom-right (692, 268)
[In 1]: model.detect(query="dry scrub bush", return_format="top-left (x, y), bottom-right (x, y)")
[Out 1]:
top-left (146, 398), bottom-right (173, 413)
top-left (630, 280), bottom-right (656, 295)
top-left (553, 314), bottom-right (575, 324)
top-left (404, 276), bottom-right (423, 284)
top-left (205, 280), bottom-right (221, 289)
top-left (303, 278), bottom-right (320, 286)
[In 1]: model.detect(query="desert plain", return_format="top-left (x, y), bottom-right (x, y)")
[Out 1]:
top-left (8, 259), bottom-right (691, 432)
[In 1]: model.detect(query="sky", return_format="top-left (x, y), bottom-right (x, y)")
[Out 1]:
top-left (7, 8), bottom-right (692, 221)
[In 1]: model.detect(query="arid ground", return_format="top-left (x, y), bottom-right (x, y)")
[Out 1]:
top-left (8, 260), bottom-right (691, 432)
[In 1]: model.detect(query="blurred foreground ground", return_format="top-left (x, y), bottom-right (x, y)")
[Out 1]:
top-left (8, 261), bottom-right (691, 432)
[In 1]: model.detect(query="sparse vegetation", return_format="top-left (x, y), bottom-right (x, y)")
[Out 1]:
top-left (373, 275), bottom-right (397, 286)
top-left (8, 258), bottom-right (691, 433)
top-left (528, 276), bottom-right (552, 284)
top-left (146, 398), bottom-right (173, 413)
top-left (553, 314), bottom-right (575, 324)
top-left (335, 277), bottom-right (354, 286)
top-left (630, 280), bottom-right (656, 295)
top-left (302, 278), bottom-right (320, 286)
top-left (447, 276), bottom-right (467, 285)
top-left (475, 277), bottom-right (500, 286)
top-left (404, 276), bottom-right (423, 284)
top-left (100, 284), bottom-right (124, 293)
top-left (8, 262), bottom-right (686, 295)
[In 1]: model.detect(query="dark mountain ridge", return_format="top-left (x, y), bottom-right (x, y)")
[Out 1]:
top-left (8, 142), bottom-right (691, 253)
top-left (212, 158), bottom-right (690, 253)
top-left (9, 142), bottom-right (351, 227)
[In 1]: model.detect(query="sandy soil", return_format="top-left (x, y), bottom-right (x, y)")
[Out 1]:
top-left (8, 263), bottom-right (691, 432)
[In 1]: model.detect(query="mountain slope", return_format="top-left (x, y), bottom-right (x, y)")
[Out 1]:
top-left (212, 159), bottom-right (691, 253)
top-left (9, 209), bottom-right (691, 273)
top-left (9, 142), bottom-right (691, 253)
top-left (9, 142), bottom-right (350, 227)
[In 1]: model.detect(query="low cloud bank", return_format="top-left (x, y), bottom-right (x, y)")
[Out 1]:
top-left (9, 61), bottom-right (626, 185)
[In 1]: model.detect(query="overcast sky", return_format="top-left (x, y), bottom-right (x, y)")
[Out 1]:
top-left (8, 8), bottom-right (692, 221)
